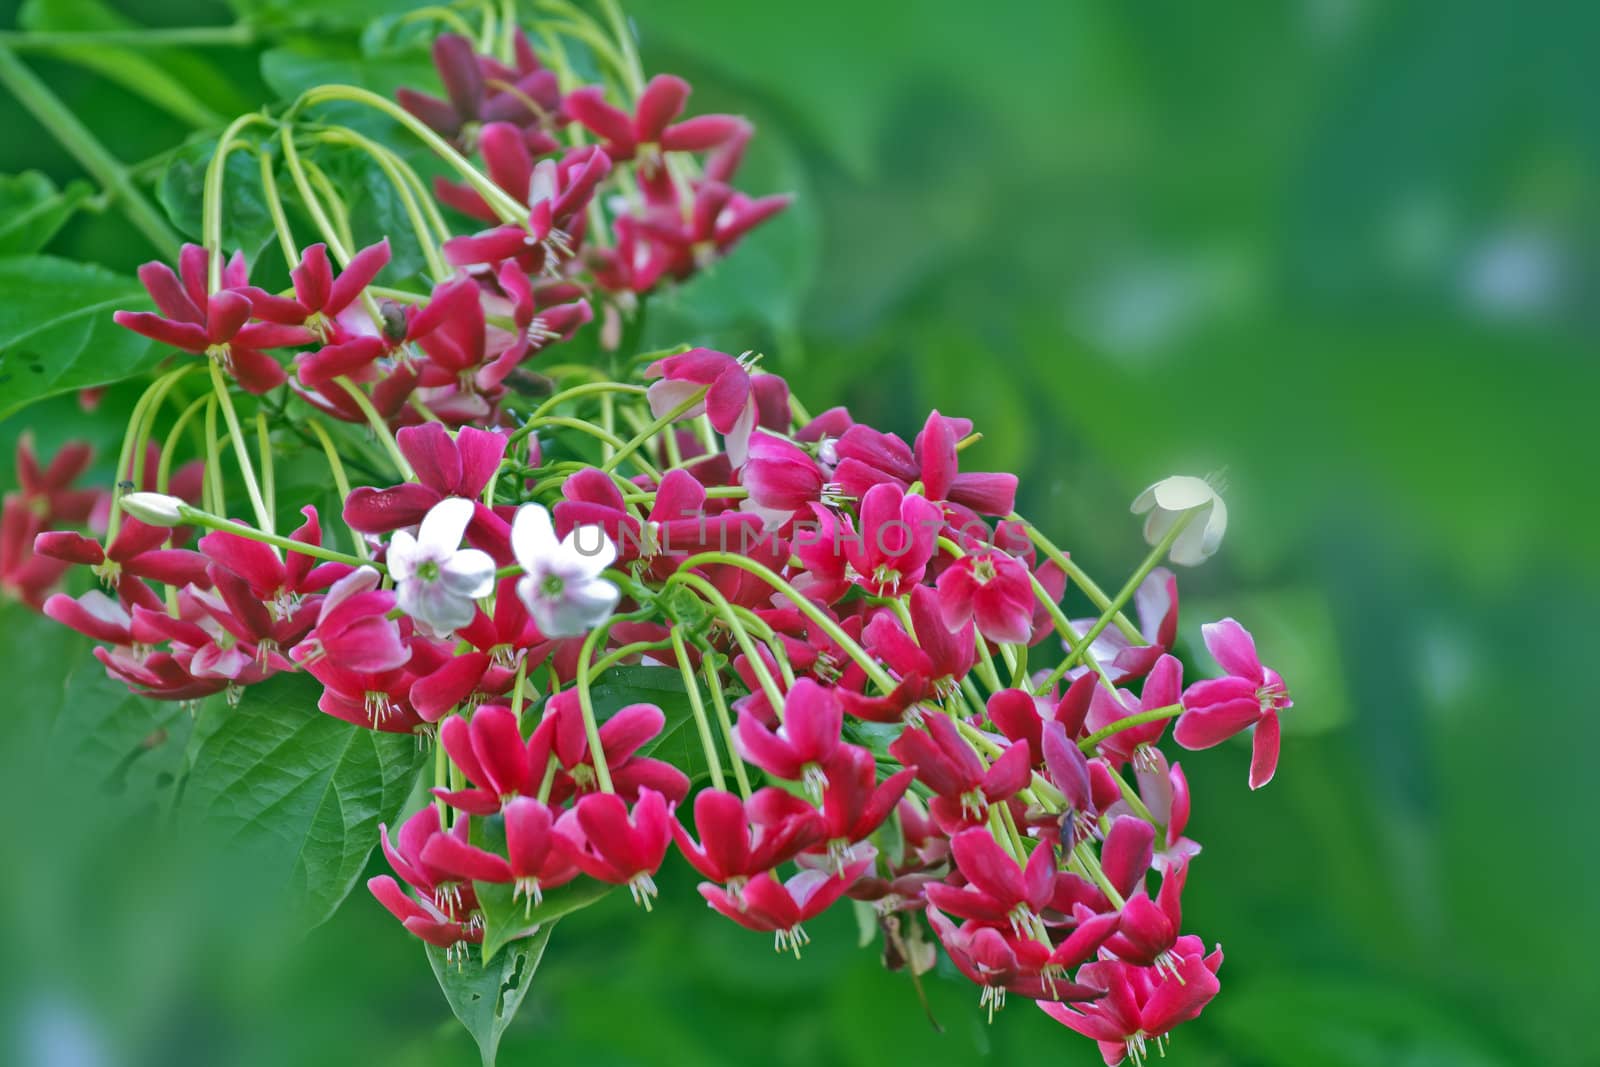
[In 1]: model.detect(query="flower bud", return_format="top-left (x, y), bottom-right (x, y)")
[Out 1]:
top-left (120, 491), bottom-right (188, 527)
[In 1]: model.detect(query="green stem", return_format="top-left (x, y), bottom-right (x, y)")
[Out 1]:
top-left (305, 419), bottom-right (370, 559)
top-left (702, 653), bottom-right (752, 799)
top-left (672, 628), bottom-right (726, 792)
top-left (0, 26), bottom-right (255, 49)
top-left (202, 113), bottom-right (274, 288)
top-left (208, 361), bottom-right (274, 534)
top-left (669, 572), bottom-right (786, 714)
top-left (1013, 516), bottom-right (1144, 644)
top-left (598, 389), bottom-right (706, 473)
top-left (1058, 512), bottom-right (1195, 674)
top-left (574, 622), bottom-right (617, 794)
top-left (174, 504), bottom-right (375, 569)
top-left (0, 43), bottom-right (181, 257)
top-left (334, 377), bottom-right (414, 479)
top-left (293, 85), bottom-right (527, 221)
top-left (1077, 703), bottom-right (1183, 754)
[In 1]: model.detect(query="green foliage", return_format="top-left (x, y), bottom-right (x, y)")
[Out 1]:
top-left (426, 924), bottom-right (554, 1067)
top-left (0, 254), bottom-right (160, 419)
top-left (179, 673), bottom-right (428, 926)
top-left (19, 0), bottom-right (247, 127)
top-left (0, 170), bottom-right (93, 254)
top-left (158, 138), bottom-right (279, 261)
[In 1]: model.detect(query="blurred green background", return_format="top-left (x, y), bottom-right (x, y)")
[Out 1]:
top-left (1, 0), bottom-right (1595, 1064)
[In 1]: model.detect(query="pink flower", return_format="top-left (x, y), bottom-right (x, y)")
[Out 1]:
top-left (1173, 618), bottom-right (1290, 789)
top-left (35, 518), bottom-right (210, 592)
top-left (936, 549), bottom-right (1036, 645)
top-left (740, 431), bottom-right (824, 525)
top-left (565, 74), bottom-right (746, 174)
top-left (1040, 943), bottom-right (1222, 1066)
top-left (844, 482), bottom-right (942, 597)
top-left (924, 829), bottom-right (1056, 932)
top-left (555, 788), bottom-right (674, 908)
top-left (671, 787), bottom-right (823, 889)
top-left (343, 422), bottom-right (508, 535)
top-left (888, 713), bottom-right (1032, 830)
top-left (1084, 653), bottom-right (1183, 771)
top-left (114, 245), bottom-right (313, 393)
top-left (699, 855), bottom-right (871, 956)
top-left (289, 566), bottom-right (412, 673)
top-left (734, 677), bottom-right (844, 796)
top-left (240, 241), bottom-right (390, 336)
top-left (643, 349), bottom-right (759, 465)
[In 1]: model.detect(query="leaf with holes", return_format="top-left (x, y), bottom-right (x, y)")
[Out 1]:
top-left (0, 255), bottom-right (163, 420)
top-left (179, 672), bottom-right (428, 926)
top-left (427, 923), bottom-right (554, 1067)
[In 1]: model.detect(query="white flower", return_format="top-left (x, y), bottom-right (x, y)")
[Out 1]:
top-left (1131, 475), bottom-right (1228, 566)
top-left (387, 497), bottom-right (496, 637)
top-left (511, 503), bottom-right (619, 637)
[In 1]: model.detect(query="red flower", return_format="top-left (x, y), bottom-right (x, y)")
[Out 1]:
top-left (554, 788), bottom-right (674, 908)
top-left (671, 787), bottom-right (823, 889)
top-left (699, 854), bottom-right (871, 956)
top-left (1040, 942), bottom-right (1222, 1066)
top-left (888, 713), bottom-right (1032, 830)
top-left (343, 422), bottom-right (508, 535)
top-left (114, 245), bottom-right (313, 393)
top-left (924, 828), bottom-right (1056, 932)
top-left (1085, 654), bottom-right (1183, 771)
top-left (565, 74), bottom-right (746, 175)
top-left (734, 677), bottom-right (844, 796)
top-left (936, 548), bottom-right (1035, 645)
top-left (1174, 618), bottom-right (1290, 790)
top-left (241, 240), bottom-right (390, 336)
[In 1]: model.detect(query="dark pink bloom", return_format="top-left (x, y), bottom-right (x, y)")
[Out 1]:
top-left (241, 241), bottom-right (390, 335)
top-left (936, 549), bottom-right (1036, 645)
top-left (442, 147), bottom-right (610, 274)
top-left (199, 505), bottom-right (351, 614)
top-left (845, 483), bottom-right (942, 597)
top-left (114, 245), bottom-right (313, 393)
top-left (1039, 943), bottom-right (1222, 1066)
top-left (565, 75), bottom-right (746, 173)
top-left (542, 689), bottom-right (690, 804)
top-left (740, 431), bottom-right (824, 522)
top-left (35, 518), bottom-right (210, 592)
top-left (800, 745), bottom-right (915, 866)
top-left (644, 349), bottom-right (758, 465)
top-left (368, 875), bottom-right (482, 957)
top-left (734, 678), bottom-right (843, 796)
top-left (671, 787), bottom-right (823, 889)
top-left (379, 804), bottom-right (478, 915)
top-left (1085, 654), bottom-right (1183, 771)
top-left (1100, 862), bottom-right (1189, 974)
top-left (343, 422), bottom-right (508, 534)
top-left (12, 433), bottom-right (98, 527)
top-left (432, 704), bottom-right (533, 813)
top-left (397, 33), bottom-right (560, 149)
top-left (1099, 815), bottom-right (1156, 901)
top-left (848, 585), bottom-right (976, 720)
top-left (554, 788), bottom-right (674, 907)
top-left (924, 829), bottom-right (1057, 932)
top-left (926, 907), bottom-right (1106, 1017)
top-left (888, 713), bottom-right (1032, 830)
top-left (1173, 618), bottom-right (1290, 790)
top-left (699, 853), bottom-right (871, 956)
top-left (988, 673), bottom-right (1096, 766)
top-left (631, 181), bottom-right (791, 279)
top-left (288, 566), bottom-right (411, 673)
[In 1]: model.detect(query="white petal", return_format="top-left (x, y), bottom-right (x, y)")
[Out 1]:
top-left (320, 565), bottom-right (381, 619)
top-left (399, 578), bottom-right (475, 636)
top-left (79, 589), bottom-right (132, 628)
top-left (439, 548), bottom-right (496, 597)
top-left (1149, 475), bottom-right (1217, 513)
top-left (386, 529), bottom-right (420, 580)
top-left (723, 399), bottom-right (758, 468)
top-left (511, 503), bottom-right (558, 570)
top-left (417, 496), bottom-right (474, 553)
top-left (647, 379), bottom-right (706, 421)
top-left (559, 524), bottom-right (617, 575)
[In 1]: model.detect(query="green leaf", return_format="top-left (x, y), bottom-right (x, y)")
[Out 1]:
top-left (426, 923), bottom-right (554, 1067)
top-left (0, 254), bottom-right (162, 420)
top-left (158, 139), bottom-right (277, 261)
top-left (0, 171), bottom-right (93, 254)
top-left (589, 664), bottom-right (708, 779)
top-left (19, 0), bottom-right (242, 128)
top-left (311, 141), bottom-right (428, 279)
top-left (180, 673), bottom-right (428, 926)
top-left (232, 0), bottom-right (422, 32)
top-left (260, 38), bottom-right (435, 106)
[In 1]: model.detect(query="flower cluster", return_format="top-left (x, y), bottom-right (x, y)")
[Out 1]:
top-left (16, 11), bottom-right (1295, 1065)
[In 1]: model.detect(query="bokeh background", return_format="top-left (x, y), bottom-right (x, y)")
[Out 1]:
top-left (2, 0), bottom-right (1596, 1064)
